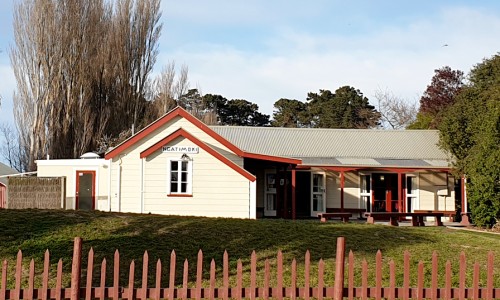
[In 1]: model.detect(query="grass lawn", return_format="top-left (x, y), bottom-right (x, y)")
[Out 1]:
top-left (0, 209), bottom-right (498, 289)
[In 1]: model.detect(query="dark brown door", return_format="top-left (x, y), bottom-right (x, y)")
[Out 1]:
top-left (76, 171), bottom-right (95, 210)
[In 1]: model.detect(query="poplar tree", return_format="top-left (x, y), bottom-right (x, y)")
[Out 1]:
top-left (10, 0), bottom-right (162, 171)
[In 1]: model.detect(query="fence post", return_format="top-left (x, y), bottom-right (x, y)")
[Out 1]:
top-left (334, 237), bottom-right (346, 300)
top-left (71, 237), bottom-right (83, 300)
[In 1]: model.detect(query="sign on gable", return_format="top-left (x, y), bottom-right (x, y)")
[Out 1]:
top-left (162, 146), bottom-right (199, 154)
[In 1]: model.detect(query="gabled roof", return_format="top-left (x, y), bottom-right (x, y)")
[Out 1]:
top-left (105, 107), bottom-right (240, 159)
top-left (210, 126), bottom-right (451, 168)
top-left (140, 128), bottom-right (256, 181)
top-left (105, 107), bottom-right (301, 164)
top-left (104, 107), bottom-right (450, 169)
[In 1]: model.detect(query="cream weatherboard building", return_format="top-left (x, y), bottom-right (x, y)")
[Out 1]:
top-left (36, 107), bottom-right (467, 220)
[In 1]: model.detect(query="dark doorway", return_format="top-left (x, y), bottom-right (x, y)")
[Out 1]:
top-left (372, 173), bottom-right (398, 212)
top-left (76, 171), bottom-right (95, 210)
top-left (295, 171), bottom-right (311, 218)
top-left (276, 171), bottom-right (311, 218)
top-left (276, 171), bottom-right (290, 218)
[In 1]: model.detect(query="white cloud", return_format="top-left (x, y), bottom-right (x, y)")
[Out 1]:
top-left (160, 6), bottom-right (500, 115)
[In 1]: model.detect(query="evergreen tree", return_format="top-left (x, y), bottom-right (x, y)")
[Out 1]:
top-left (307, 86), bottom-right (380, 129)
top-left (439, 54), bottom-right (500, 227)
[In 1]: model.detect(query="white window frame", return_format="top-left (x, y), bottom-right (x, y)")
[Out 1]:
top-left (264, 169), bottom-right (277, 217)
top-left (167, 159), bottom-right (193, 195)
top-left (310, 171), bottom-right (326, 217)
top-left (359, 172), bottom-right (372, 211)
top-left (405, 174), bottom-right (419, 212)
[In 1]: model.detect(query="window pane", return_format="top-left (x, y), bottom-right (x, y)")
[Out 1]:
top-left (361, 195), bottom-right (370, 210)
top-left (313, 174), bottom-right (319, 187)
top-left (171, 161), bottom-right (178, 171)
top-left (406, 177), bottom-right (412, 194)
top-left (266, 194), bottom-right (276, 210)
top-left (411, 177), bottom-right (417, 194)
top-left (181, 161), bottom-right (188, 171)
top-left (181, 172), bottom-right (187, 182)
top-left (181, 183), bottom-right (187, 193)
top-left (170, 183), bottom-right (178, 193)
top-left (313, 194), bottom-right (323, 211)
top-left (171, 172), bottom-right (178, 182)
top-left (407, 176), bottom-right (417, 194)
top-left (362, 175), bottom-right (371, 192)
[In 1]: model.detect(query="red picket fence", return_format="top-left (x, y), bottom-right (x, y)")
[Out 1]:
top-left (0, 237), bottom-right (498, 300)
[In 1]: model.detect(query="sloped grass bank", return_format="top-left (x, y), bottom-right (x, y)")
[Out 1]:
top-left (0, 209), bottom-right (498, 288)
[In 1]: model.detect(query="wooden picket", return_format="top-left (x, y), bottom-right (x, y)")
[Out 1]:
top-left (0, 237), bottom-right (498, 299)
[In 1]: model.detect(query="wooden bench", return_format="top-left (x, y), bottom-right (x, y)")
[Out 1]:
top-left (414, 210), bottom-right (456, 222)
top-left (364, 212), bottom-right (444, 226)
top-left (318, 213), bottom-right (352, 223)
top-left (327, 208), bottom-right (366, 218)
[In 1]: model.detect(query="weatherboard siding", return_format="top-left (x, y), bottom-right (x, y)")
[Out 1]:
top-left (113, 116), bottom-right (242, 166)
top-left (108, 115), bottom-right (248, 215)
top-left (326, 172), bottom-right (337, 208)
top-left (418, 172), bottom-right (456, 211)
top-left (36, 161), bottom-right (109, 210)
top-left (327, 172), bottom-right (359, 209)
top-left (115, 157), bottom-right (141, 213)
top-left (142, 137), bottom-right (251, 218)
top-left (343, 172), bottom-right (360, 209)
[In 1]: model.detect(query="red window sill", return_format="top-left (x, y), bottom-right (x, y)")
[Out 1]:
top-left (167, 194), bottom-right (193, 197)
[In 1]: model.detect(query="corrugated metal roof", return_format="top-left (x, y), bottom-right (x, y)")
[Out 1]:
top-left (210, 126), bottom-right (450, 162)
top-left (337, 158), bottom-right (380, 166)
top-left (298, 157), bottom-right (447, 168)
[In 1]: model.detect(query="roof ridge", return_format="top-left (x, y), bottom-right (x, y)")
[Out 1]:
top-left (209, 126), bottom-right (440, 133)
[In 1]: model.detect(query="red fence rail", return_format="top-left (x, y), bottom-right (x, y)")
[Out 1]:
top-left (0, 237), bottom-right (498, 300)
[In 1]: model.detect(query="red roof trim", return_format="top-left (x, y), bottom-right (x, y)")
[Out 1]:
top-left (140, 128), bottom-right (256, 182)
top-left (242, 152), bottom-right (302, 165)
top-left (105, 107), bottom-right (244, 160)
top-left (140, 128), bottom-right (184, 158)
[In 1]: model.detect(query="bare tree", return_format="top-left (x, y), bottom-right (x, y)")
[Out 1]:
top-left (112, 0), bottom-right (162, 130)
top-left (11, 0), bottom-right (162, 170)
top-left (175, 64), bottom-right (190, 102)
top-left (153, 62), bottom-right (189, 115)
top-left (0, 123), bottom-right (24, 172)
top-left (10, 0), bottom-right (61, 170)
top-left (375, 89), bottom-right (418, 129)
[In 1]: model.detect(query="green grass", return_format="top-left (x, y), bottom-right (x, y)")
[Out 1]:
top-left (0, 209), bottom-right (498, 289)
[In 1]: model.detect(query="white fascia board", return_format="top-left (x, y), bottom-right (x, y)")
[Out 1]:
top-left (35, 159), bottom-right (110, 167)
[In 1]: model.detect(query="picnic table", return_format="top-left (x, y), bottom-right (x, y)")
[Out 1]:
top-left (364, 212), bottom-right (444, 226)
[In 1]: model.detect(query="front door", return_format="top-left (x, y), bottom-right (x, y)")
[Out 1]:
top-left (76, 171), bottom-right (95, 210)
top-left (311, 172), bottom-right (326, 217)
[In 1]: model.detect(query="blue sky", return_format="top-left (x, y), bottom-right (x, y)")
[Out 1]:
top-left (1, 0), bottom-right (500, 126)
